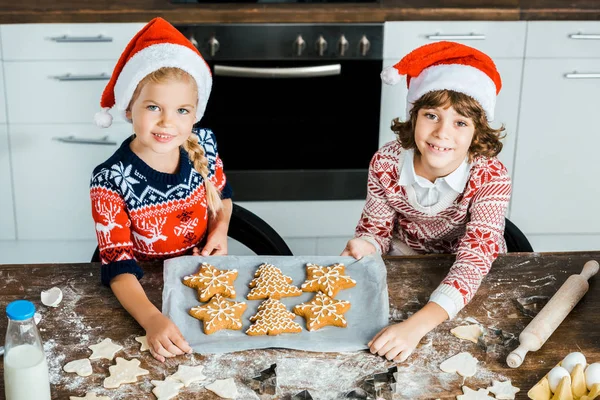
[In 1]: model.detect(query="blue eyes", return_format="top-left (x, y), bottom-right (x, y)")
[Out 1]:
top-left (145, 105), bottom-right (190, 115)
top-left (147, 105), bottom-right (159, 111)
top-left (424, 112), bottom-right (468, 127)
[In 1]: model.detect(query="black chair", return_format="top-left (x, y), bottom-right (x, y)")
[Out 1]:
top-left (504, 217), bottom-right (534, 253)
top-left (91, 203), bottom-right (292, 262)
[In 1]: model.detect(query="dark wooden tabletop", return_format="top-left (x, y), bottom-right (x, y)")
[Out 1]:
top-left (0, 0), bottom-right (597, 24)
top-left (0, 251), bottom-right (598, 399)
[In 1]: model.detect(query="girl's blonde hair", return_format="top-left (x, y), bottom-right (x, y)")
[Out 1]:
top-left (129, 67), bottom-right (223, 215)
top-left (392, 90), bottom-right (505, 162)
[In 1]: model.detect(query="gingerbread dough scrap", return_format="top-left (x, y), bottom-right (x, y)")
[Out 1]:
top-left (63, 358), bottom-right (93, 377)
top-left (301, 263), bottom-right (356, 298)
top-left (246, 298), bottom-right (302, 336)
top-left (88, 338), bottom-right (123, 361)
top-left (134, 335), bottom-right (150, 352)
top-left (170, 364), bottom-right (206, 387)
top-left (451, 324), bottom-right (484, 344)
top-left (293, 291), bottom-right (351, 331)
top-left (103, 357), bottom-right (149, 389)
top-left (487, 380), bottom-right (520, 400)
top-left (527, 377), bottom-right (551, 400)
top-left (183, 263), bottom-right (238, 302)
top-left (439, 352), bottom-right (478, 377)
top-left (151, 377), bottom-right (184, 400)
top-left (206, 378), bottom-right (238, 399)
top-left (189, 294), bottom-right (247, 335)
top-left (69, 393), bottom-right (111, 400)
top-left (457, 386), bottom-right (495, 400)
top-left (247, 263), bottom-right (302, 300)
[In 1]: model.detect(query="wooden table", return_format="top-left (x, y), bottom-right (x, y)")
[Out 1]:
top-left (0, 251), bottom-right (598, 399)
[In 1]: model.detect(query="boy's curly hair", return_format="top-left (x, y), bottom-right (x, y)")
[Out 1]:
top-left (391, 90), bottom-right (505, 162)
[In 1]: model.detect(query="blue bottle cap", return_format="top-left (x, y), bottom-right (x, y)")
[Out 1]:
top-left (6, 300), bottom-right (35, 321)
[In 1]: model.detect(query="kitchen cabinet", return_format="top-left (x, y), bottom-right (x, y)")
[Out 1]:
top-left (0, 125), bottom-right (15, 240)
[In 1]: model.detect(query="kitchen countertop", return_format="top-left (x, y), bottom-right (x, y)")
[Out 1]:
top-left (0, 0), bottom-right (598, 24)
top-left (0, 251), bottom-right (598, 399)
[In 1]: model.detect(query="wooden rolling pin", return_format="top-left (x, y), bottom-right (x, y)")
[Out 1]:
top-left (506, 260), bottom-right (599, 368)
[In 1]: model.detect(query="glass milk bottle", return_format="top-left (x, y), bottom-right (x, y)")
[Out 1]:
top-left (4, 300), bottom-right (51, 400)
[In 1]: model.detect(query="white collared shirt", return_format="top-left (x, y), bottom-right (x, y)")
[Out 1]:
top-left (398, 149), bottom-right (471, 207)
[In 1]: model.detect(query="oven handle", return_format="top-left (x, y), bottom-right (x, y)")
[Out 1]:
top-left (213, 64), bottom-right (341, 78)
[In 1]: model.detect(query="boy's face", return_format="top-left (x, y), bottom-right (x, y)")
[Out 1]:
top-left (126, 79), bottom-right (197, 162)
top-left (413, 105), bottom-right (475, 182)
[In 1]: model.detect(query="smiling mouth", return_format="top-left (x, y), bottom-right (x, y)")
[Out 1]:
top-left (152, 132), bottom-right (174, 139)
top-left (428, 143), bottom-right (452, 152)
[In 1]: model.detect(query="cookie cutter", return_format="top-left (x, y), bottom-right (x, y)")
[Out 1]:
top-left (291, 389), bottom-right (313, 399)
top-left (249, 363), bottom-right (277, 395)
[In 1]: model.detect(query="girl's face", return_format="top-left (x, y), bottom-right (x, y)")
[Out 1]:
top-left (413, 105), bottom-right (475, 182)
top-left (126, 79), bottom-right (197, 167)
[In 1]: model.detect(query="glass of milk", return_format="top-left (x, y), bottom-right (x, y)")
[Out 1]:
top-left (4, 300), bottom-right (51, 400)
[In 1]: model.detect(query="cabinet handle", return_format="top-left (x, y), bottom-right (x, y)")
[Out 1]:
top-left (564, 73), bottom-right (600, 79)
top-left (569, 34), bottom-right (600, 40)
top-left (426, 34), bottom-right (486, 40)
top-left (53, 136), bottom-right (117, 146)
top-left (49, 35), bottom-right (113, 43)
top-left (50, 73), bottom-right (110, 81)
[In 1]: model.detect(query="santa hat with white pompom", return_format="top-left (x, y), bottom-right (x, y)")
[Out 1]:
top-left (94, 17), bottom-right (212, 128)
top-left (380, 41), bottom-right (502, 122)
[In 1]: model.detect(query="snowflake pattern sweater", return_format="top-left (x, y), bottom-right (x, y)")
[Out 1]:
top-left (90, 128), bottom-right (231, 286)
top-left (355, 141), bottom-right (511, 318)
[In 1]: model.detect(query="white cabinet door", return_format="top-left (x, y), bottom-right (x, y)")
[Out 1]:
top-left (0, 125), bottom-right (15, 240)
top-left (4, 60), bottom-right (117, 124)
top-left (511, 59), bottom-right (600, 234)
top-left (379, 59), bottom-right (522, 181)
top-left (10, 124), bottom-right (132, 240)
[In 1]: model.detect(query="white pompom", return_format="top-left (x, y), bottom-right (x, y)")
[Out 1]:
top-left (94, 107), bottom-right (113, 128)
top-left (380, 66), bottom-right (403, 86)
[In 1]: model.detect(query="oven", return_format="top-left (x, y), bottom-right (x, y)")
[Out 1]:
top-left (176, 23), bottom-right (383, 201)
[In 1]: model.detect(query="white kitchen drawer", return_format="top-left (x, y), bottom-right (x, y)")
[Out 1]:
top-left (237, 200), bottom-right (364, 238)
top-left (0, 67), bottom-right (6, 123)
top-left (4, 60), bottom-right (117, 124)
top-left (511, 59), bottom-right (600, 235)
top-left (0, 240), bottom-right (98, 264)
top-left (0, 125), bottom-right (16, 240)
top-left (9, 123), bottom-right (132, 240)
top-left (383, 21), bottom-right (526, 59)
top-left (526, 21), bottom-right (600, 58)
top-left (0, 23), bottom-right (144, 61)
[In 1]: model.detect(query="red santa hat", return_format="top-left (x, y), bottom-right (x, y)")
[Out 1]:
top-left (94, 17), bottom-right (212, 128)
top-left (380, 41), bottom-right (502, 121)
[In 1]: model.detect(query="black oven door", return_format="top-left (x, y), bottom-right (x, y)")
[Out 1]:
top-left (198, 59), bottom-right (382, 201)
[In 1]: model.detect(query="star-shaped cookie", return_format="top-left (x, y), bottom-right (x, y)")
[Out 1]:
top-left (135, 335), bottom-right (150, 352)
top-left (457, 386), bottom-right (496, 400)
top-left (487, 380), bottom-right (520, 400)
top-left (293, 291), bottom-right (351, 331)
top-left (189, 294), bottom-right (247, 335)
top-left (301, 263), bottom-right (356, 298)
top-left (88, 338), bottom-right (123, 361)
top-left (103, 357), bottom-right (149, 389)
top-left (170, 364), bottom-right (206, 387)
top-left (151, 377), bottom-right (184, 400)
top-left (183, 263), bottom-right (238, 302)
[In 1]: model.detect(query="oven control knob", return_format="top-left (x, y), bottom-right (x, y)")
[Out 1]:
top-left (208, 36), bottom-right (220, 57)
top-left (188, 35), bottom-right (199, 49)
top-left (293, 34), bottom-right (306, 56)
top-left (359, 35), bottom-right (371, 56)
top-left (315, 35), bottom-right (328, 56)
top-left (338, 34), bottom-right (350, 56)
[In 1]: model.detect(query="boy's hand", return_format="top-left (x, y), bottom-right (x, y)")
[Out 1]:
top-left (143, 313), bottom-right (192, 362)
top-left (368, 321), bottom-right (424, 363)
top-left (341, 238), bottom-right (377, 259)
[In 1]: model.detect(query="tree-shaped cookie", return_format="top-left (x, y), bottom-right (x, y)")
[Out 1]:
top-left (183, 262), bottom-right (238, 302)
top-left (189, 295), bottom-right (247, 335)
top-left (247, 263), bottom-right (302, 300)
top-left (293, 291), bottom-right (351, 331)
top-left (301, 263), bottom-right (356, 298)
top-left (246, 298), bottom-right (302, 336)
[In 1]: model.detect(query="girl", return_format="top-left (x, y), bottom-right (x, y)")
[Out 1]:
top-left (342, 41), bottom-right (512, 363)
top-left (89, 17), bottom-right (232, 362)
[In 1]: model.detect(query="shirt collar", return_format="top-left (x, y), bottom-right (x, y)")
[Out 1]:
top-left (399, 148), bottom-right (471, 192)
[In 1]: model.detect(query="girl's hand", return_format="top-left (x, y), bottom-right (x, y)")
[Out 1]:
top-left (341, 238), bottom-right (377, 259)
top-left (143, 312), bottom-right (192, 362)
top-left (368, 321), bottom-right (424, 363)
top-left (200, 230), bottom-right (228, 256)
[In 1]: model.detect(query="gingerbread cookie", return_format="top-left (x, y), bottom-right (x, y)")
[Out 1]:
top-left (301, 263), bottom-right (356, 298)
top-left (189, 295), bottom-right (247, 335)
top-left (293, 291), bottom-right (351, 331)
top-left (183, 263), bottom-right (238, 302)
top-left (246, 298), bottom-right (302, 336)
top-left (247, 263), bottom-right (302, 300)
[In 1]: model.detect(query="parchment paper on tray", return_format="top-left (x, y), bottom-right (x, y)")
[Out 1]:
top-left (162, 255), bottom-right (389, 354)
